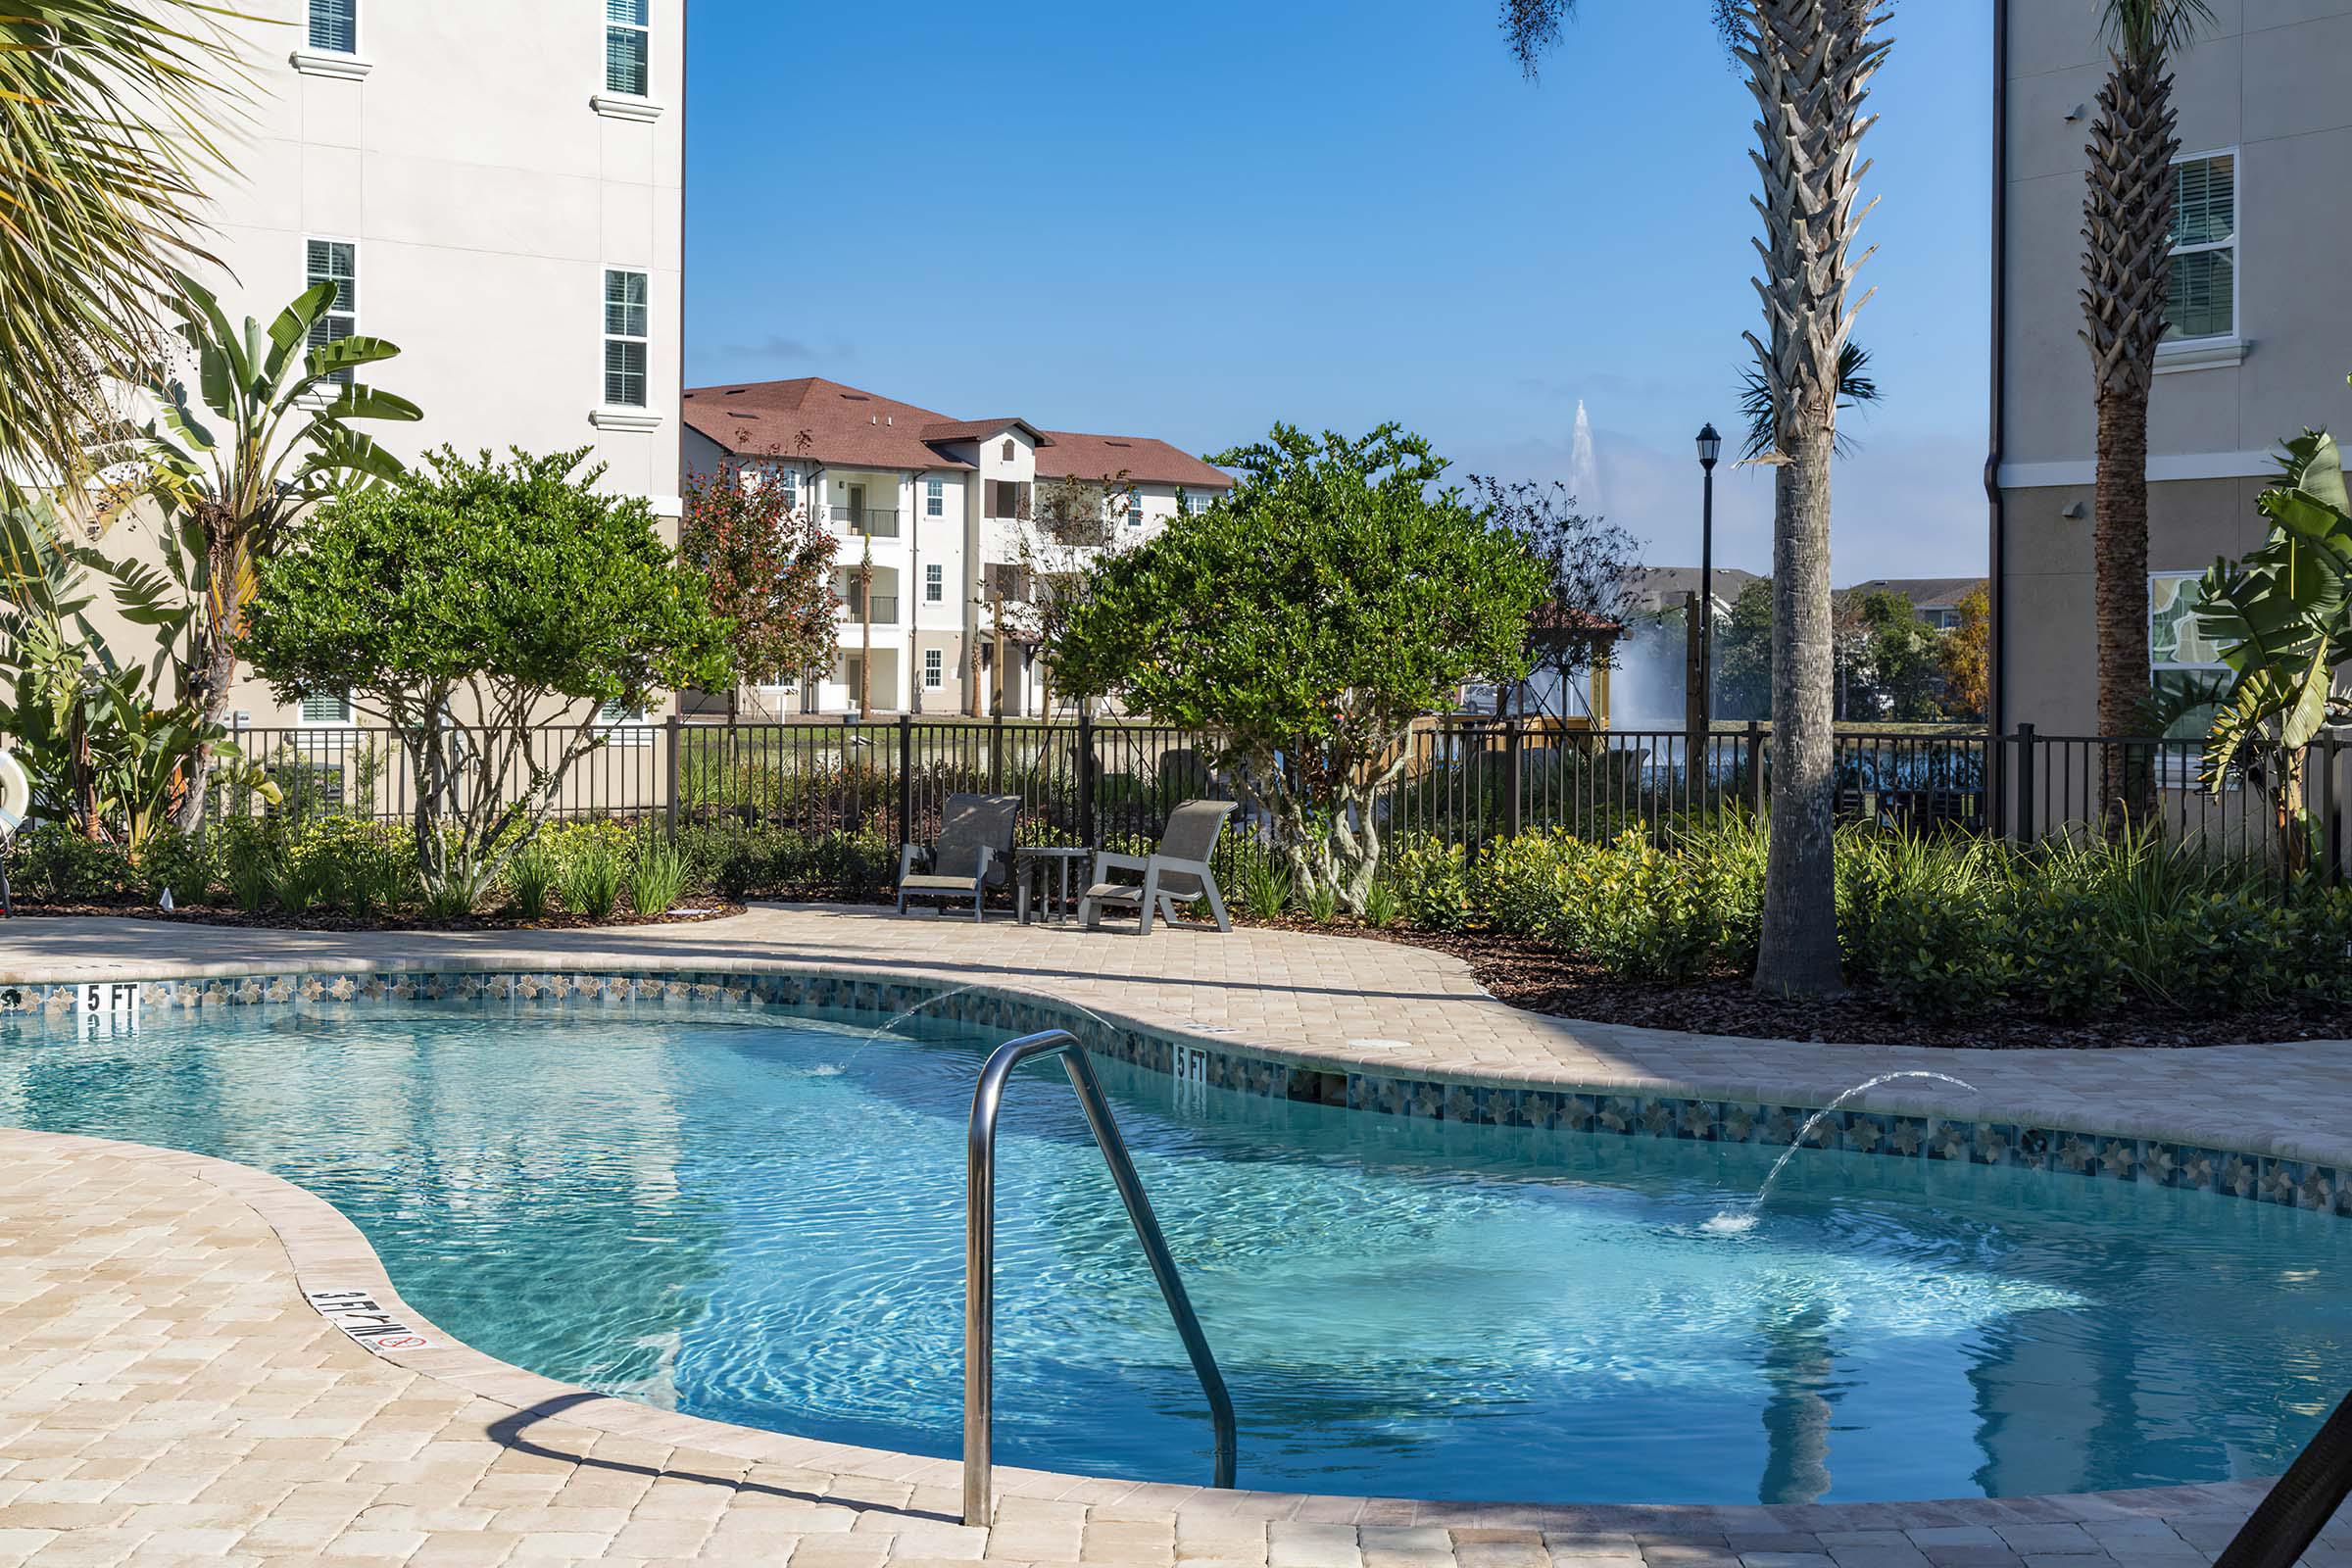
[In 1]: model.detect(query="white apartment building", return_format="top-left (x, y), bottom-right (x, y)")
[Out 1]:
top-left (150, 0), bottom-right (685, 727)
top-left (681, 378), bottom-right (1234, 717)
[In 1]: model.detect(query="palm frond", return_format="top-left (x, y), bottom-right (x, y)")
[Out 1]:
top-left (1501, 0), bottom-right (1745, 78)
top-left (2099, 0), bottom-right (2216, 63)
top-left (0, 3), bottom-right (243, 486)
top-left (1741, 341), bottom-right (1881, 461)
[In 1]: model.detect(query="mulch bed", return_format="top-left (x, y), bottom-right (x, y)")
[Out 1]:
top-left (1236, 916), bottom-right (2347, 1050)
top-left (0, 902), bottom-right (748, 934)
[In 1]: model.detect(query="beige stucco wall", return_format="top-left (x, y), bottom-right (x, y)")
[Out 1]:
top-left (1998, 0), bottom-right (2352, 728)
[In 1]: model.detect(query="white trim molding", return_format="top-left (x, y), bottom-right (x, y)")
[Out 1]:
top-left (589, 94), bottom-right (663, 122)
top-left (289, 49), bottom-right (373, 79)
top-left (589, 407), bottom-right (663, 432)
top-left (2155, 336), bottom-right (2249, 375)
top-left (1998, 450), bottom-right (2277, 489)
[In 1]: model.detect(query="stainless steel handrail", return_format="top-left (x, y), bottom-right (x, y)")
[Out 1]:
top-left (964, 1029), bottom-right (1237, 1527)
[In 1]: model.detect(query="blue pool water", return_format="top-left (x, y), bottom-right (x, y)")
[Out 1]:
top-left (2, 998), bottom-right (2346, 1506)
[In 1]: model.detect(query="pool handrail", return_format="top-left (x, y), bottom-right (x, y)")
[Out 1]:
top-left (964, 1028), bottom-right (1238, 1527)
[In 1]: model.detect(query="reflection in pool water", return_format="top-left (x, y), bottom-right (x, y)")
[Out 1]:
top-left (1, 999), bottom-right (2344, 1505)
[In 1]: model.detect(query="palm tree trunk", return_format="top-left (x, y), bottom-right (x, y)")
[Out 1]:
top-left (2092, 376), bottom-right (2153, 826)
top-left (1757, 433), bottom-right (1843, 995)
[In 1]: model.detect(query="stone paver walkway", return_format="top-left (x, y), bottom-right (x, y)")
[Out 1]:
top-left (0, 906), bottom-right (2345, 1566)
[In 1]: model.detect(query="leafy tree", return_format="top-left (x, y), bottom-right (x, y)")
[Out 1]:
top-left (1006, 470), bottom-right (1138, 713)
top-left (0, 2), bottom-right (234, 485)
top-left (1505, 0), bottom-right (1888, 996)
top-left (1710, 579), bottom-right (1776, 722)
top-left (679, 449), bottom-right (838, 721)
top-left (242, 449), bottom-right (732, 906)
top-left (1052, 425), bottom-right (1545, 910)
top-left (1939, 585), bottom-right (1991, 722)
top-left (113, 275), bottom-right (420, 827)
top-left (2191, 428), bottom-right (2352, 875)
top-left (1466, 476), bottom-right (1638, 720)
top-left (2082, 0), bottom-right (2214, 825)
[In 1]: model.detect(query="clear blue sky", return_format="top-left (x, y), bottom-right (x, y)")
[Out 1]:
top-left (683, 1), bottom-right (1992, 583)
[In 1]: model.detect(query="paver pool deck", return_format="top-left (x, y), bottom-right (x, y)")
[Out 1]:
top-left (1, 905), bottom-right (2346, 1568)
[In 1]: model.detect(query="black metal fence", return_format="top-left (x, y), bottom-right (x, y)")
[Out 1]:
top-left (224, 715), bottom-right (2351, 883)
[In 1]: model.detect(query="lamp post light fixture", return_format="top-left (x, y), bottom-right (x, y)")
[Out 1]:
top-left (1695, 423), bottom-right (1721, 733)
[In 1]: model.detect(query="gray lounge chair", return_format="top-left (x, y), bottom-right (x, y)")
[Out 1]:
top-left (1078, 800), bottom-right (1235, 935)
top-left (898, 794), bottom-right (1021, 920)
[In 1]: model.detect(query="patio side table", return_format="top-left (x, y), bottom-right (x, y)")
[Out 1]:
top-left (1015, 847), bottom-right (1093, 925)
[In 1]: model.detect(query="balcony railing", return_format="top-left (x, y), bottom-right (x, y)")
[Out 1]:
top-left (830, 505), bottom-right (901, 538)
top-left (843, 594), bottom-right (899, 626)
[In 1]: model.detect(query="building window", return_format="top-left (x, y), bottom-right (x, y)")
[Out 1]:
top-left (1126, 492), bottom-right (1145, 528)
top-left (2167, 153), bottom-right (2236, 341)
top-left (305, 239), bottom-right (357, 383)
top-left (770, 464), bottom-right (797, 509)
top-left (1001, 438), bottom-right (1015, 461)
top-left (924, 649), bottom-right (944, 690)
top-left (926, 477), bottom-right (944, 517)
top-left (603, 270), bottom-right (649, 408)
top-left (309, 0), bottom-right (357, 53)
top-left (1186, 489), bottom-right (1214, 515)
top-left (299, 691), bottom-right (353, 726)
top-left (925, 563), bottom-right (944, 603)
top-left (605, 0), bottom-right (650, 97)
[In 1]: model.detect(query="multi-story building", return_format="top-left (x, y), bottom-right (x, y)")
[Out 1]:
top-left (1991, 0), bottom-right (2352, 736)
top-left (126, 0), bottom-right (685, 727)
top-left (681, 378), bottom-right (1234, 716)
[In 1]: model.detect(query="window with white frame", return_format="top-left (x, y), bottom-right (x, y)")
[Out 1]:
top-left (769, 463), bottom-right (797, 510)
top-left (1187, 489), bottom-right (1214, 515)
top-left (1126, 491), bottom-right (1145, 528)
top-left (604, 270), bottom-right (649, 408)
top-left (599, 698), bottom-right (654, 744)
top-left (926, 477), bottom-right (944, 516)
top-left (924, 649), bottom-right (944, 690)
top-left (306, 239), bottom-right (357, 383)
top-left (309, 0), bottom-right (357, 53)
top-left (299, 691), bottom-right (354, 726)
top-left (2167, 153), bottom-right (2236, 341)
top-left (605, 0), bottom-right (650, 96)
top-left (925, 563), bottom-right (944, 603)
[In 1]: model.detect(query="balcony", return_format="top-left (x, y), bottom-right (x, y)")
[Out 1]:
top-left (843, 593), bottom-right (900, 626)
top-left (830, 505), bottom-right (901, 539)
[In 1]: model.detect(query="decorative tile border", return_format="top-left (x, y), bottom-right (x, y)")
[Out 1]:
top-left (4, 966), bottom-right (2346, 1219)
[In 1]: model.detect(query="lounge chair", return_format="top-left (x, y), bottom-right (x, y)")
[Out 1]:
top-left (898, 794), bottom-right (1021, 920)
top-left (1078, 800), bottom-right (1236, 935)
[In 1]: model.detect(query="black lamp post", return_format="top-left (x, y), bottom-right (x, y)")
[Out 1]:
top-left (1695, 423), bottom-right (1722, 726)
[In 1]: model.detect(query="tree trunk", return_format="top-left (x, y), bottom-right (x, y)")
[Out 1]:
top-left (1756, 436), bottom-right (1844, 996)
top-left (2092, 377), bottom-right (2153, 827)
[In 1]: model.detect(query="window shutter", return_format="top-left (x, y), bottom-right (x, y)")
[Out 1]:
top-left (309, 0), bottom-right (357, 53)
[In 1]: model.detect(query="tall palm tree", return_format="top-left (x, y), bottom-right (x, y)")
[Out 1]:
top-left (1506, 0), bottom-right (1889, 998)
top-left (0, 2), bottom-right (237, 485)
top-left (2080, 0), bottom-right (2212, 828)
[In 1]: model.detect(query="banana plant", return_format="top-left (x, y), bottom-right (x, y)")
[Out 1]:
top-left (2191, 426), bottom-right (2352, 874)
top-left (113, 273), bottom-right (421, 828)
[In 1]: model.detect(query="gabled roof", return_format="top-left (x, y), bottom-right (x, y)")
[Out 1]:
top-left (918, 417), bottom-right (1054, 447)
top-left (1036, 430), bottom-right (1233, 491)
top-left (680, 377), bottom-right (976, 471)
top-left (1841, 576), bottom-right (1986, 609)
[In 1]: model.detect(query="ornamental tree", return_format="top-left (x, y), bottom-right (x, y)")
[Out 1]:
top-left (242, 448), bottom-right (733, 906)
top-left (678, 449), bottom-right (839, 719)
top-left (1051, 424), bottom-right (1545, 910)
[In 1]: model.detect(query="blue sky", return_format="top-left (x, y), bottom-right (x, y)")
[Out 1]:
top-left (684, 2), bottom-right (1992, 582)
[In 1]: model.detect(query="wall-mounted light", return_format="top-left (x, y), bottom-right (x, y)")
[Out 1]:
top-left (2061, 501), bottom-right (2087, 520)
top-left (2065, 104), bottom-right (2087, 122)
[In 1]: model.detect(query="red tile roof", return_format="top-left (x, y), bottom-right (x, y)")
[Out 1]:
top-left (680, 377), bottom-right (975, 471)
top-left (1036, 430), bottom-right (1232, 491)
top-left (682, 377), bottom-right (1232, 490)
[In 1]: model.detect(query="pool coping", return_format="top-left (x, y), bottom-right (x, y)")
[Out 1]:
top-left (0, 949), bottom-right (2312, 1538)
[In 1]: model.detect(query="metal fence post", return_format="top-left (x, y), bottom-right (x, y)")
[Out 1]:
top-left (2015, 723), bottom-right (2037, 847)
top-left (1504, 715), bottom-right (1525, 840)
top-left (1745, 720), bottom-right (1764, 818)
top-left (1076, 706), bottom-right (1099, 850)
top-left (663, 713), bottom-right (681, 840)
top-left (898, 714), bottom-right (914, 854)
top-left (990, 714), bottom-right (1005, 794)
top-left (2322, 730), bottom-right (2342, 887)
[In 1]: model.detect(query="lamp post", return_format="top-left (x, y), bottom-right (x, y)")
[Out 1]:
top-left (1695, 423), bottom-right (1722, 730)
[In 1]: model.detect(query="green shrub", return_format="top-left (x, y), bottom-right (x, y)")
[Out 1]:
top-left (1241, 857), bottom-right (1294, 920)
top-left (628, 838), bottom-right (688, 915)
top-left (508, 840), bottom-right (556, 919)
top-left (1361, 880), bottom-right (1402, 930)
top-left (1668, 810), bottom-right (1768, 972)
top-left (419, 882), bottom-right (475, 922)
top-left (1999, 881), bottom-right (2128, 1021)
top-left (1388, 836), bottom-right (1470, 931)
top-left (1548, 833), bottom-right (1718, 984)
top-left (2151, 891), bottom-right (2302, 1014)
top-left (10, 824), bottom-right (133, 905)
top-left (2300, 886), bottom-right (2352, 1004)
top-left (266, 853), bottom-right (335, 916)
top-left (561, 838), bottom-right (623, 920)
top-left (135, 829), bottom-right (220, 906)
top-left (284, 817), bottom-right (407, 917)
top-left (1469, 829), bottom-right (1586, 936)
top-left (1861, 881), bottom-right (2009, 1020)
top-left (1301, 881), bottom-right (1340, 924)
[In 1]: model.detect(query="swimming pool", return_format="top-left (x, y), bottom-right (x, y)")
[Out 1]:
top-left (2, 993), bottom-right (2344, 1507)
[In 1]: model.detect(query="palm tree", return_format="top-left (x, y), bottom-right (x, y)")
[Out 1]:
top-left (2080, 0), bottom-right (2212, 828)
top-left (1741, 342), bottom-right (1880, 462)
top-left (1505, 0), bottom-right (1889, 998)
top-left (0, 1), bottom-right (237, 484)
